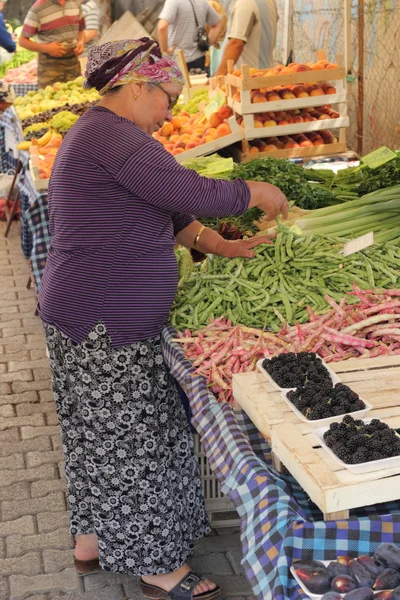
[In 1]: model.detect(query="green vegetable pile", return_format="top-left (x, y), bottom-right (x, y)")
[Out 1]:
top-left (0, 49), bottom-right (36, 78)
top-left (170, 230), bottom-right (400, 331)
top-left (230, 158), bottom-right (339, 210)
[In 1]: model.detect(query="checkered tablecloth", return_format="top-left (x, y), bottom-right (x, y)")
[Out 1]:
top-left (18, 168), bottom-right (42, 259)
top-left (10, 83), bottom-right (38, 97)
top-left (24, 191), bottom-right (50, 290)
top-left (0, 107), bottom-right (24, 172)
top-left (161, 326), bottom-right (400, 600)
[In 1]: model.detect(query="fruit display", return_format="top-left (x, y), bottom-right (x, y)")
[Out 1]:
top-left (21, 100), bottom-right (97, 129)
top-left (14, 76), bottom-right (99, 121)
top-left (172, 89), bottom-right (209, 116)
top-left (28, 130), bottom-right (63, 180)
top-left (261, 352), bottom-right (331, 388)
top-left (153, 104), bottom-right (235, 156)
top-left (246, 130), bottom-right (337, 154)
top-left (323, 416), bottom-right (400, 464)
top-left (293, 544), bottom-right (400, 599)
top-left (237, 105), bottom-right (340, 129)
top-left (231, 58), bottom-right (340, 81)
top-left (231, 81), bottom-right (338, 105)
top-left (287, 382), bottom-right (365, 420)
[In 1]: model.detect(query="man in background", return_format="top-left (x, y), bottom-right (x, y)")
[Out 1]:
top-left (81, 0), bottom-right (100, 57)
top-left (216, 0), bottom-right (278, 75)
top-left (19, 0), bottom-right (85, 88)
top-left (158, 0), bottom-right (224, 72)
top-left (0, 0), bottom-right (16, 54)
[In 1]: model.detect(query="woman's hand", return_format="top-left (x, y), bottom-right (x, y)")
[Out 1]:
top-left (215, 235), bottom-right (276, 259)
top-left (247, 181), bottom-right (289, 220)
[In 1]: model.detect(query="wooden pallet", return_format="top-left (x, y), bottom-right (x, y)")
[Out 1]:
top-left (232, 356), bottom-right (400, 521)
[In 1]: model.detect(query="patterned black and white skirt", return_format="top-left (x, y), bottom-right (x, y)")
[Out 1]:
top-left (44, 322), bottom-right (211, 576)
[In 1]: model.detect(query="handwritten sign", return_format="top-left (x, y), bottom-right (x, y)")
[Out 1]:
top-left (343, 232), bottom-right (374, 257)
top-left (361, 147), bottom-right (397, 170)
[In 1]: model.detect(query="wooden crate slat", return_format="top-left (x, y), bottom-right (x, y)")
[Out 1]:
top-left (227, 90), bottom-right (347, 116)
top-left (239, 141), bottom-right (347, 162)
top-left (226, 67), bottom-right (346, 91)
top-left (330, 355), bottom-right (400, 372)
top-left (241, 116), bottom-right (349, 141)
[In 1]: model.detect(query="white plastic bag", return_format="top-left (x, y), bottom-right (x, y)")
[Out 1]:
top-left (0, 173), bottom-right (15, 198)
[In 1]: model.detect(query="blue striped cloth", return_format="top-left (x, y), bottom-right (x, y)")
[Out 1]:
top-left (161, 326), bottom-right (400, 600)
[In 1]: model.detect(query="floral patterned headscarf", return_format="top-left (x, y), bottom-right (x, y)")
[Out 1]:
top-left (84, 38), bottom-right (184, 96)
top-left (0, 81), bottom-right (15, 105)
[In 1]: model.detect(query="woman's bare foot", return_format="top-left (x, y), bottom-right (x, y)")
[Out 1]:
top-left (142, 564), bottom-right (217, 596)
top-left (74, 533), bottom-right (99, 561)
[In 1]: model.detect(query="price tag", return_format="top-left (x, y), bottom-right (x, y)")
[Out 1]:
top-left (204, 90), bottom-right (226, 119)
top-left (343, 232), bottom-right (374, 257)
top-left (361, 147), bottom-right (397, 170)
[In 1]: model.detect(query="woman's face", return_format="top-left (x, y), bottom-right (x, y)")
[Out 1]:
top-left (133, 82), bottom-right (182, 135)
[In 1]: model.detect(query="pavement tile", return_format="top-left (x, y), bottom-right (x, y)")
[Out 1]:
top-left (0, 436), bottom-right (52, 457)
top-left (83, 572), bottom-right (133, 590)
top-left (26, 450), bottom-right (64, 468)
top-left (13, 380), bottom-right (52, 394)
top-left (0, 391), bottom-right (38, 406)
top-left (51, 436), bottom-right (62, 451)
top-left (16, 403), bottom-right (54, 417)
top-left (49, 587), bottom-right (125, 600)
top-left (0, 405), bottom-right (15, 418)
top-left (0, 428), bottom-right (19, 443)
top-left (0, 383), bottom-right (11, 395)
top-left (43, 549), bottom-right (74, 573)
top-left (0, 453), bottom-right (24, 470)
top-left (9, 568), bottom-right (79, 599)
top-left (21, 426), bottom-right (60, 440)
top-left (46, 413), bottom-right (59, 426)
top-left (31, 480), bottom-right (67, 499)
top-left (0, 369), bottom-right (34, 383)
top-left (0, 515), bottom-right (35, 536)
top-left (0, 463), bottom-right (56, 486)
top-left (0, 483), bottom-right (30, 502)
top-left (8, 359), bottom-right (50, 373)
top-left (0, 577), bottom-right (9, 600)
top-left (39, 391), bottom-right (54, 403)
top-left (194, 533), bottom-right (241, 556)
top-left (0, 552), bottom-right (42, 577)
top-left (190, 552), bottom-right (234, 576)
top-left (227, 549), bottom-right (245, 575)
top-left (6, 528), bottom-right (73, 558)
top-left (0, 413), bottom-right (45, 431)
top-left (206, 575), bottom-right (252, 596)
top-left (37, 511), bottom-right (70, 533)
top-left (0, 350), bottom-right (30, 362)
top-left (34, 368), bottom-right (53, 382)
top-left (2, 492), bottom-right (65, 521)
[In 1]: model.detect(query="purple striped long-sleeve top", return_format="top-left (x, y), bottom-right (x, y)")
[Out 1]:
top-left (38, 106), bottom-right (251, 347)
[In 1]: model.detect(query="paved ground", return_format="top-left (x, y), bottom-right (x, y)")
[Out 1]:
top-left (0, 223), bottom-right (254, 600)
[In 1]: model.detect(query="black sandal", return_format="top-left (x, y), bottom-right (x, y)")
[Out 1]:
top-left (140, 571), bottom-right (223, 600)
top-left (74, 556), bottom-right (101, 575)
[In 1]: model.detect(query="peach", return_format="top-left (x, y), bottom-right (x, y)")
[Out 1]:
top-left (171, 116), bottom-right (182, 130)
top-left (264, 144), bottom-right (278, 151)
top-left (310, 87), bottom-right (325, 96)
top-left (204, 135), bottom-right (214, 143)
top-left (329, 110), bottom-right (340, 118)
top-left (249, 146), bottom-right (259, 154)
top-left (172, 148), bottom-right (186, 155)
top-left (299, 140), bottom-right (314, 147)
top-left (214, 123), bottom-right (231, 138)
top-left (313, 139), bottom-right (325, 146)
top-left (232, 92), bottom-right (241, 102)
top-left (209, 112), bottom-right (224, 128)
top-left (284, 141), bottom-right (300, 149)
top-left (281, 91), bottom-right (296, 100)
top-left (160, 122), bottom-right (174, 137)
top-left (205, 127), bottom-right (217, 136)
top-left (218, 105), bottom-right (233, 119)
top-left (174, 142), bottom-right (186, 150)
top-left (170, 134), bottom-right (180, 143)
top-left (266, 92), bottom-right (281, 102)
top-left (186, 141), bottom-right (200, 149)
top-left (264, 120), bottom-right (277, 127)
top-left (275, 141), bottom-right (285, 149)
top-left (318, 114), bottom-right (331, 120)
top-left (326, 86), bottom-right (337, 95)
top-left (325, 63), bottom-right (339, 69)
top-left (254, 120), bottom-right (264, 128)
top-left (252, 93), bottom-right (267, 103)
top-left (277, 119), bottom-right (290, 126)
top-left (294, 64), bottom-right (312, 72)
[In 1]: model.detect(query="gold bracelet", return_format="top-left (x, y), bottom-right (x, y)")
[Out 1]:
top-left (193, 225), bottom-right (206, 248)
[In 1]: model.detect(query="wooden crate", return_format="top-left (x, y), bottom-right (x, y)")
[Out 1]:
top-left (235, 140), bottom-right (347, 162)
top-left (28, 156), bottom-right (49, 192)
top-left (232, 355), bottom-right (400, 521)
top-left (174, 115), bottom-right (244, 163)
top-left (239, 114), bottom-right (349, 142)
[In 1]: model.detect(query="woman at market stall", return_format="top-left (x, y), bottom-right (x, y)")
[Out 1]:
top-left (39, 37), bottom-right (288, 600)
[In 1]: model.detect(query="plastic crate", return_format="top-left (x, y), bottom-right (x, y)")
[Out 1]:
top-left (193, 433), bottom-right (240, 528)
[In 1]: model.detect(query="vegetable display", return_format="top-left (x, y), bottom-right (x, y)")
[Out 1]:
top-left (171, 231), bottom-right (400, 331)
top-left (0, 49), bottom-right (36, 78)
top-left (295, 185), bottom-right (400, 241)
top-left (229, 158), bottom-right (341, 209)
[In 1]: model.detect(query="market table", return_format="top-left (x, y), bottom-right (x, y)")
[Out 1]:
top-left (162, 328), bottom-right (400, 600)
top-left (232, 355), bottom-right (400, 521)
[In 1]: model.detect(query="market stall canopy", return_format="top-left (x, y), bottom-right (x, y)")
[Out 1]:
top-left (98, 11), bottom-right (152, 45)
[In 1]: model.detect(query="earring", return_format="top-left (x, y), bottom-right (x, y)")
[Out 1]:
top-left (133, 95), bottom-right (137, 99)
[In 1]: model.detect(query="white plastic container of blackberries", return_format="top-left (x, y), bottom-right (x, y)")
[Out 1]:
top-left (280, 390), bottom-right (372, 427)
top-left (256, 357), bottom-right (341, 392)
top-left (313, 419), bottom-right (400, 474)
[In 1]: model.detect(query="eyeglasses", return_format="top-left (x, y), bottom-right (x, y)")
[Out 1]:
top-left (151, 82), bottom-right (179, 111)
